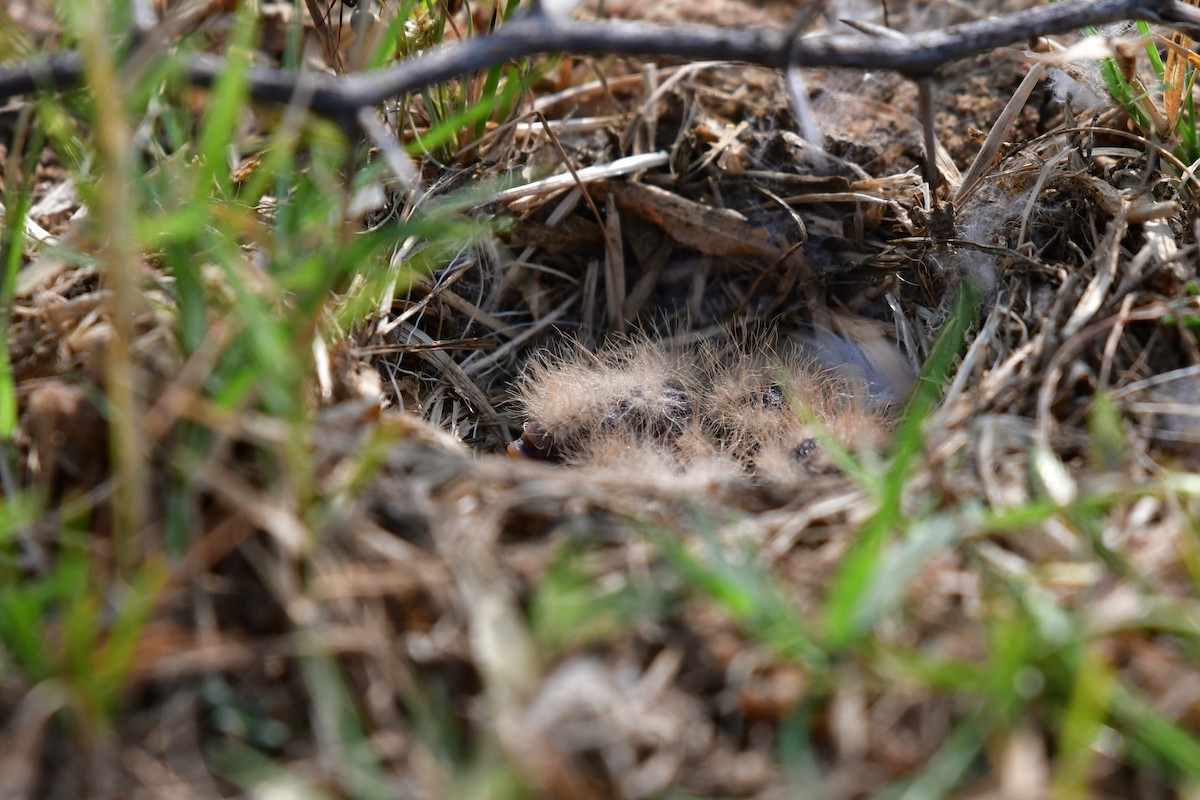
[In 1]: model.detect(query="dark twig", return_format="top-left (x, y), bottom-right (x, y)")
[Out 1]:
top-left (0, 0), bottom-right (1195, 133)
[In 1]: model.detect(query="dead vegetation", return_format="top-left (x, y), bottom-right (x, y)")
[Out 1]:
top-left (3, 0), bottom-right (1200, 797)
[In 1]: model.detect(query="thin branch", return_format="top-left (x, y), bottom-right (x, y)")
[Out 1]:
top-left (0, 0), bottom-right (1194, 132)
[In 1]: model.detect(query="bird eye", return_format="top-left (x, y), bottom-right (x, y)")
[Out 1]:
top-left (792, 439), bottom-right (820, 461)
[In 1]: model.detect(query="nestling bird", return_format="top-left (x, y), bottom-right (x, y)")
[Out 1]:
top-left (508, 317), bottom-right (914, 483)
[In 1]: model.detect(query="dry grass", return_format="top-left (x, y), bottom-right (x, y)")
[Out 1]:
top-left (3, 0), bottom-right (1200, 798)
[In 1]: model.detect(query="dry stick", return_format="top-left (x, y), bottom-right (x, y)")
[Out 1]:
top-left (955, 62), bottom-right (1048, 205)
top-left (534, 110), bottom-right (607, 235)
top-left (602, 192), bottom-right (626, 333)
top-left (781, 0), bottom-right (831, 174)
top-left (80, 5), bottom-right (145, 568)
top-left (461, 290), bottom-right (581, 376)
top-left (3, 0), bottom-right (1200, 131)
top-left (485, 151), bottom-right (669, 203)
top-left (917, 78), bottom-right (941, 201)
top-left (302, 0), bottom-right (347, 74)
top-left (356, 105), bottom-right (423, 194)
top-left (1035, 305), bottom-right (1168, 450)
top-left (1098, 293), bottom-right (1137, 390)
top-left (785, 0), bottom-right (829, 41)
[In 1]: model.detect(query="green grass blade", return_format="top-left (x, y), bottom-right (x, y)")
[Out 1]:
top-left (0, 111), bottom-right (44, 439)
top-left (1138, 20), bottom-right (1166, 82)
top-left (825, 284), bottom-right (980, 648)
top-left (1051, 646), bottom-right (1116, 799)
top-left (196, 5), bottom-right (259, 190)
top-left (877, 718), bottom-right (984, 800)
top-left (1111, 682), bottom-right (1200, 777)
top-left (654, 515), bottom-right (829, 672)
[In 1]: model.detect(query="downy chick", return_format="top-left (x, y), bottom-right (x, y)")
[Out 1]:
top-left (509, 319), bottom-right (914, 485)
